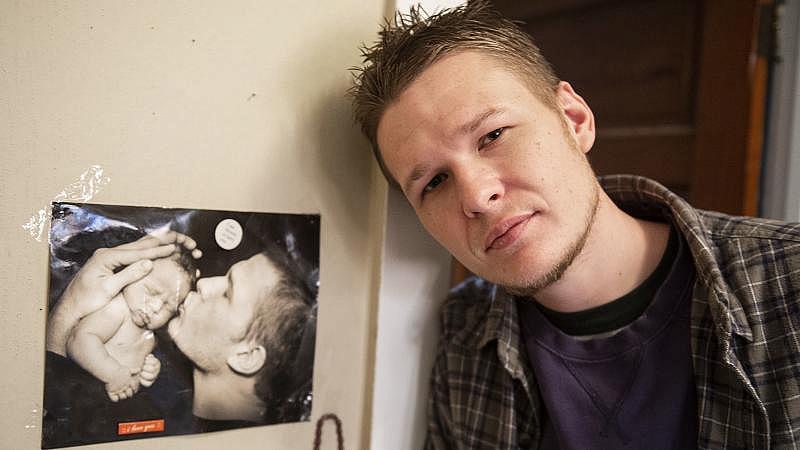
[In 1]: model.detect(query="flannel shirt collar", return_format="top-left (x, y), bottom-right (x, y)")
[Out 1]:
top-left (475, 175), bottom-right (753, 361)
top-left (601, 175), bottom-right (754, 343)
top-left (478, 284), bottom-right (525, 379)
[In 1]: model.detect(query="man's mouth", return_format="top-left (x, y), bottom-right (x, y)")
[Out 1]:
top-left (485, 213), bottom-right (536, 251)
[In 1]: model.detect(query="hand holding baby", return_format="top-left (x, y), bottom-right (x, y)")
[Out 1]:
top-left (47, 231), bottom-right (201, 356)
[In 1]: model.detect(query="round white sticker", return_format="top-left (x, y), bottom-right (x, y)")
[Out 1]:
top-left (215, 219), bottom-right (243, 250)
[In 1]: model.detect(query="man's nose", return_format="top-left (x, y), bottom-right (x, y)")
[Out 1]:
top-left (457, 164), bottom-right (504, 218)
top-left (196, 276), bottom-right (226, 299)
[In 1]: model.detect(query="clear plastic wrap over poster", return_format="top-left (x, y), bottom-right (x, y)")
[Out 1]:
top-left (42, 203), bottom-right (319, 449)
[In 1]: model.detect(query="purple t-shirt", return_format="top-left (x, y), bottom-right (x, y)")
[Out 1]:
top-left (518, 232), bottom-right (697, 449)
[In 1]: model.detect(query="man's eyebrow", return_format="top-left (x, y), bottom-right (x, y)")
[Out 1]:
top-left (459, 107), bottom-right (503, 136)
top-left (404, 163), bottom-right (430, 195)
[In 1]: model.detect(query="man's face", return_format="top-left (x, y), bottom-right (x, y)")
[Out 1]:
top-left (377, 51), bottom-right (599, 291)
top-left (167, 253), bottom-right (280, 372)
top-left (122, 257), bottom-right (190, 330)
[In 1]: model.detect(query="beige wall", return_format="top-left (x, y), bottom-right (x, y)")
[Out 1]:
top-left (0, 1), bottom-right (388, 449)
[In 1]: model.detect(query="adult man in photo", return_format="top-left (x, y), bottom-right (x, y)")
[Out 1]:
top-left (168, 247), bottom-right (316, 430)
top-left (350, 1), bottom-right (800, 448)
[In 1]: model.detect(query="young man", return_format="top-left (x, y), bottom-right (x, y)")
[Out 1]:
top-left (350, 2), bottom-right (800, 449)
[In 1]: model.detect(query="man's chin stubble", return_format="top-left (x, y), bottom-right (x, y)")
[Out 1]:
top-left (504, 183), bottom-right (599, 298)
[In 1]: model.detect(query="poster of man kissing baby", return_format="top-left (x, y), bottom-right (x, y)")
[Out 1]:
top-left (42, 203), bottom-right (320, 449)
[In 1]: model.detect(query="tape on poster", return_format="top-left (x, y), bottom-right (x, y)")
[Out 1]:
top-left (24, 402), bottom-right (41, 433)
top-left (21, 165), bottom-right (111, 242)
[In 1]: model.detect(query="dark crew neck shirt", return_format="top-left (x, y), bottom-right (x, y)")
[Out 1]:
top-left (517, 226), bottom-right (698, 449)
top-left (534, 226), bottom-right (679, 336)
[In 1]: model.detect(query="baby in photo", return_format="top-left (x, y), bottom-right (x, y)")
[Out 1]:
top-left (67, 248), bottom-right (198, 402)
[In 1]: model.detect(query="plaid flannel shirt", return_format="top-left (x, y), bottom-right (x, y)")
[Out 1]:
top-left (426, 175), bottom-right (800, 450)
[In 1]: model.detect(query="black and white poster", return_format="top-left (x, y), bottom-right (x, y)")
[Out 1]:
top-left (42, 203), bottom-right (319, 448)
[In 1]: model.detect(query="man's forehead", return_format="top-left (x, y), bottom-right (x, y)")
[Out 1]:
top-left (379, 52), bottom-right (520, 132)
top-left (232, 253), bottom-right (279, 290)
top-left (378, 66), bottom-right (519, 188)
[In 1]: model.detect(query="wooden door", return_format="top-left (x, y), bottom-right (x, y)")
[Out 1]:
top-left (492, 0), bottom-right (771, 214)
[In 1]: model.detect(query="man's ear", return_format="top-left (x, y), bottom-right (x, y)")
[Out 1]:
top-left (556, 81), bottom-right (596, 154)
top-left (226, 342), bottom-right (267, 376)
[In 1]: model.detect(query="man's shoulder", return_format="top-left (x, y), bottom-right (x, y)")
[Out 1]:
top-left (689, 211), bottom-right (800, 295)
top-left (692, 211), bottom-right (800, 268)
top-left (696, 210), bottom-right (800, 244)
top-left (600, 174), bottom-right (800, 246)
top-left (438, 277), bottom-right (498, 346)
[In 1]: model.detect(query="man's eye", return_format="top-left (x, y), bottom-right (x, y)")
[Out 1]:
top-left (423, 173), bottom-right (448, 195)
top-left (479, 127), bottom-right (505, 148)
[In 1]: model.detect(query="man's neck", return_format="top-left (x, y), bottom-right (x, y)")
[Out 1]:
top-left (532, 192), bottom-right (671, 313)
top-left (192, 369), bottom-right (265, 423)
